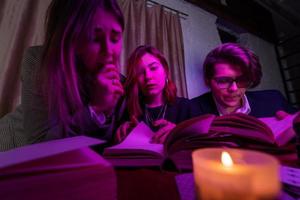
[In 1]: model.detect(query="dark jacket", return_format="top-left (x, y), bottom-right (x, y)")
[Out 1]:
top-left (142, 97), bottom-right (191, 131)
top-left (190, 90), bottom-right (298, 118)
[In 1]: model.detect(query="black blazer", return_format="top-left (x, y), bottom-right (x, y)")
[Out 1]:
top-left (190, 90), bottom-right (298, 118)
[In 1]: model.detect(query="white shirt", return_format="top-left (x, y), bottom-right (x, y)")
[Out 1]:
top-left (214, 94), bottom-right (251, 116)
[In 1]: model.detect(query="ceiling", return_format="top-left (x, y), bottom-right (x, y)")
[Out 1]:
top-left (184, 0), bottom-right (300, 42)
top-left (254, 0), bottom-right (300, 27)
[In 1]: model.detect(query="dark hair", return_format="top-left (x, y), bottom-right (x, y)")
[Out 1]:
top-left (203, 43), bottom-right (262, 88)
top-left (44, 0), bottom-right (124, 41)
top-left (40, 0), bottom-right (124, 133)
top-left (125, 45), bottom-right (177, 120)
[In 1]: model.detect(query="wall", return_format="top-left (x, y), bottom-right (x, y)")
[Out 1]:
top-left (239, 33), bottom-right (285, 95)
top-left (153, 0), bottom-right (286, 98)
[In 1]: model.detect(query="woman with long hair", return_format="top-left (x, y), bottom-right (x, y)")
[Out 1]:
top-left (116, 45), bottom-right (190, 144)
top-left (1, 0), bottom-right (126, 150)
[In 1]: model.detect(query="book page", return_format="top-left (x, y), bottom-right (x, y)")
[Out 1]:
top-left (1, 147), bottom-right (110, 175)
top-left (259, 113), bottom-right (297, 143)
top-left (165, 114), bottom-right (215, 151)
top-left (175, 173), bottom-right (195, 200)
top-left (211, 113), bottom-right (275, 144)
top-left (280, 166), bottom-right (300, 187)
top-left (104, 122), bottom-right (164, 157)
top-left (0, 136), bottom-right (103, 168)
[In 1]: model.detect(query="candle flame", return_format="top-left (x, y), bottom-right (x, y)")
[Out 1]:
top-left (221, 151), bottom-right (233, 167)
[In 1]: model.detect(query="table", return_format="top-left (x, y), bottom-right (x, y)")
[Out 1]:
top-left (115, 153), bottom-right (300, 200)
top-left (117, 168), bottom-right (181, 200)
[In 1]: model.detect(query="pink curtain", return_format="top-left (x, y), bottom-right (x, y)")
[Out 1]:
top-left (118, 0), bottom-right (188, 97)
top-left (0, 0), bottom-right (188, 118)
top-left (0, 0), bottom-right (51, 117)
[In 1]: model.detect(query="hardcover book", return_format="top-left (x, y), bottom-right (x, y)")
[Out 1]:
top-left (104, 113), bottom-right (298, 170)
top-left (0, 136), bottom-right (117, 200)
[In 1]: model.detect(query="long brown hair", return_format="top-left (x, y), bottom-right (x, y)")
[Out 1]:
top-left (125, 45), bottom-right (177, 120)
top-left (39, 0), bottom-right (124, 133)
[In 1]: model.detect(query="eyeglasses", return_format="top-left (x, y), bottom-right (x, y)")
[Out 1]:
top-left (212, 76), bottom-right (251, 89)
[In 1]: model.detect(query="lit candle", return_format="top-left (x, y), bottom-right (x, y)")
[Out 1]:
top-left (192, 148), bottom-right (281, 200)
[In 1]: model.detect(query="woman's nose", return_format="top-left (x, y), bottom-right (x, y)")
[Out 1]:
top-left (145, 69), bottom-right (152, 79)
top-left (101, 38), bottom-right (113, 57)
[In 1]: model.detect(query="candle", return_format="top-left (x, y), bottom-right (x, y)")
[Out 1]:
top-left (192, 148), bottom-right (281, 200)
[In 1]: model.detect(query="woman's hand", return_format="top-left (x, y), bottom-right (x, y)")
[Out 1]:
top-left (89, 64), bottom-right (124, 115)
top-left (275, 110), bottom-right (290, 120)
top-left (115, 117), bottom-right (139, 143)
top-left (151, 119), bottom-right (176, 144)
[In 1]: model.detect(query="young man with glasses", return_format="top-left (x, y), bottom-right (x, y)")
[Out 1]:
top-left (190, 43), bottom-right (298, 117)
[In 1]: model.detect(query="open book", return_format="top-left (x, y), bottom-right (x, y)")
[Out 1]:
top-left (0, 136), bottom-right (117, 200)
top-left (104, 113), bottom-right (298, 170)
top-left (104, 122), bottom-right (165, 167)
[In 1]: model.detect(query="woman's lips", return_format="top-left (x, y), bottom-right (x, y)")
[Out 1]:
top-left (145, 83), bottom-right (156, 88)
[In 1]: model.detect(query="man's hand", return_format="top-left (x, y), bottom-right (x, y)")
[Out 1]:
top-left (275, 110), bottom-right (290, 120)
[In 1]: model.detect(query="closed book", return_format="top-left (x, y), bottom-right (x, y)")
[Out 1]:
top-left (0, 136), bottom-right (117, 200)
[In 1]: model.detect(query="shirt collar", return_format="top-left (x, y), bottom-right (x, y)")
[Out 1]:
top-left (213, 94), bottom-right (251, 116)
top-left (88, 106), bottom-right (106, 125)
